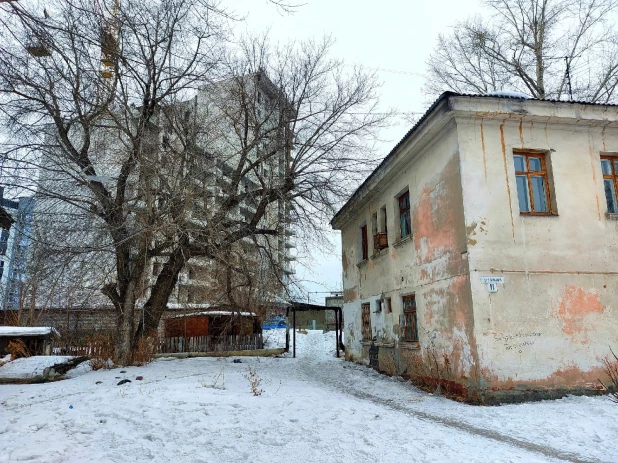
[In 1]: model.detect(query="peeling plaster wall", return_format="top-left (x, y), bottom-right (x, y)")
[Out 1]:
top-left (339, 122), bottom-right (478, 385)
top-left (457, 113), bottom-right (618, 399)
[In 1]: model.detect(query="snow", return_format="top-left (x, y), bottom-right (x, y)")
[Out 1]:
top-left (0, 326), bottom-right (59, 337)
top-left (168, 310), bottom-right (257, 318)
top-left (485, 90), bottom-right (532, 99)
top-left (0, 356), bottom-right (77, 380)
top-left (166, 303), bottom-right (211, 310)
top-left (1, 330), bottom-right (616, 463)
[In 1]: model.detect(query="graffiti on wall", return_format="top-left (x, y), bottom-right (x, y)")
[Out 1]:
top-left (493, 332), bottom-right (542, 353)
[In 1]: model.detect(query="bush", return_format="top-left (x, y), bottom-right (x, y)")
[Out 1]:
top-left (7, 339), bottom-right (30, 360)
top-left (600, 348), bottom-right (618, 403)
top-left (132, 336), bottom-right (157, 366)
top-left (244, 366), bottom-right (264, 396)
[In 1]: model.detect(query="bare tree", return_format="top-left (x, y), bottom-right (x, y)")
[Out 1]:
top-left (0, 1), bottom-right (388, 364)
top-left (425, 0), bottom-right (618, 102)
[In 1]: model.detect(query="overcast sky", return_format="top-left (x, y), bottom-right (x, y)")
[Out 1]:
top-left (232, 0), bottom-right (485, 303)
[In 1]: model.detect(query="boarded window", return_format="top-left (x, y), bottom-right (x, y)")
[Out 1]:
top-left (400, 294), bottom-right (418, 342)
top-left (361, 303), bottom-right (372, 341)
top-left (513, 152), bottom-right (551, 214)
top-left (601, 155), bottom-right (618, 214)
top-left (398, 191), bottom-right (411, 238)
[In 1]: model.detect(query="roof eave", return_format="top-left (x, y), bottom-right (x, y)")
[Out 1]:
top-left (330, 92), bottom-right (455, 230)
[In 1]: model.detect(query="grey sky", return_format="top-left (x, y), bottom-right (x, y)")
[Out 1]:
top-left (232, 0), bottom-right (484, 303)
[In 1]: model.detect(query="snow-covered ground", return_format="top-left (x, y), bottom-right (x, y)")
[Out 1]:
top-left (0, 356), bottom-right (78, 380)
top-left (1, 330), bottom-right (616, 463)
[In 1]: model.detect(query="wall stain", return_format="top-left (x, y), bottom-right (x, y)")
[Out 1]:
top-left (500, 122), bottom-right (515, 240)
top-left (588, 134), bottom-right (602, 221)
top-left (481, 363), bottom-right (606, 391)
top-left (343, 288), bottom-right (358, 303)
top-left (466, 221), bottom-right (478, 246)
top-left (557, 285), bottom-right (605, 343)
top-left (518, 120), bottom-right (524, 147)
top-left (480, 122), bottom-right (488, 185)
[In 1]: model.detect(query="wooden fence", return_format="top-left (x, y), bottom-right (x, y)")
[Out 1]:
top-left (158, 334), bottom-right (263, 354)
top-left (50, 339), bottom-right (114, 357)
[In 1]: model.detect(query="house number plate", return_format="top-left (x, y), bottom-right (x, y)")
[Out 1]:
top-left (481, 276), bottom-right (505, 284)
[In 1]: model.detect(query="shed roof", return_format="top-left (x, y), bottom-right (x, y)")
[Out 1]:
top-left (168, 311), bottom-right (257, 319)
top-left (0, 326), bottom-right (60, 337)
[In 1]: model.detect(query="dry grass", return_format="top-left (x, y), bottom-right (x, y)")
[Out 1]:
top-left (132, 336), bottom-right (157, 366)
top-left (7, 339), bottom-right (30, 360)
top-left (73, 333), bottom-right (116, 371)
top-left (244, 366), bottom-right (264, 396)
top-left (600, 348), bottom-right (618, 403)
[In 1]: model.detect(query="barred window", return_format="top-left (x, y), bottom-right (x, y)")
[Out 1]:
top-left (400, 294), bottom-right (418, 342)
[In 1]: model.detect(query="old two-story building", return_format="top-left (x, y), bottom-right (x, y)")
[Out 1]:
top-left (331, 92), bottom-right (618, 403)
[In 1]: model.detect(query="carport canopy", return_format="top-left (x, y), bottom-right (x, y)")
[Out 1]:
top-left (287, 302), bottom-right (344, 359)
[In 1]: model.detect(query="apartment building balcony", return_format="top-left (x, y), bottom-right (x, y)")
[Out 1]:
top-left (283, 264), bottom-right (295, 275)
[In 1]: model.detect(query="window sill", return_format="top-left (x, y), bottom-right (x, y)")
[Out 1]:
top-left (398, 341), bottom-right (421, 350)
top-left (519, 212), bottom-right (559, 217)
top-left (361, 340), bottom-right (375, 346)
top-left (393, 235), bottom-right (412, 248)
top-left (356, 259), bottom-right (369, 268)
top-left (371, 248), bottom-right (389, 260)
top-left (374, 341), bottom-right (394, 348)
top-left (606, 212), bottom-right (618, 221)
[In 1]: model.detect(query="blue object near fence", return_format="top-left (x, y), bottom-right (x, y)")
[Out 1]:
top-left (262, 318), bottom-right (286, 330)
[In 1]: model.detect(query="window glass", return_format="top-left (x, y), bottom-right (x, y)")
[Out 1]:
top-left (601, 156), bottom-right (618, 214)
top-left (513, 155), bottom-right (526, 172)
top-left (529, 157), bottom-right (542, 171)
top-left (514, 152), bottom-right (551, 214)
top-left (402, 295), bottom-right (418, 342)
top-left (360, 224), bottom-right (368, 261)
top-left (516, 175), bottom-right (531, 212)
top-left (601, 159), bottom-right (612, 175)
top-left (398, 192), bottom-right (411, 238)
top-left (604, 179), bottom-right (618, 213)
top-left (531, 176), bottom-right (549, 212)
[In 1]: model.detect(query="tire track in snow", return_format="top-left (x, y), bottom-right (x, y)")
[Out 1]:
top-left (304, 362), bottom-right (605, 463)
top-left (339, 386), bottom-right (599, 463)
top-left (291, 333), bottom-right (603, 463)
